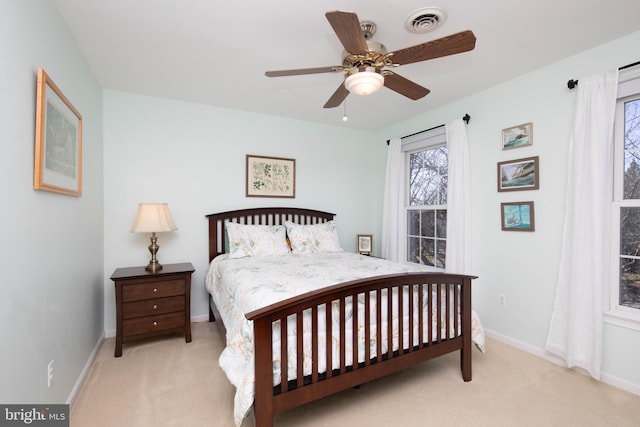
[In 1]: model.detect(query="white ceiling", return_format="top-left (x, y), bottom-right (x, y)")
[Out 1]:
top-left (53, 0), bottom-right (640, 131)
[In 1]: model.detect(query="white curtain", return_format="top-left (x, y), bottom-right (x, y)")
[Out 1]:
top-left (545, 70), bottom-right (619, 380)
top-left (445, 118), bottom-right (471, 274)
top-left (381, 138), bottom-right (405, 262)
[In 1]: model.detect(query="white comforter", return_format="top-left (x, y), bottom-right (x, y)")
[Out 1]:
top-left (205, 252), bottom-right (485, 426)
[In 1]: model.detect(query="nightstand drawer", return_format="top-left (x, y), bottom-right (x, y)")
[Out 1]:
top-left (122, 296), bottom-right (185, 319)
top-left (122, 279), bottom-right (185, 302)
top-left (122, 311), bottom-right (185, 337)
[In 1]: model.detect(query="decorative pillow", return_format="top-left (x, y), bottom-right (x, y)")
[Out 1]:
top-left (285, 220), bottom-right (343, 254)
top-left (225, 222), bottom-right (290, 258)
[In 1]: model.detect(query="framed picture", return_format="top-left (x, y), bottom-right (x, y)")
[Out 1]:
top-left (357, 234), bottom-right (373, 255)
top-left (34, 68), bottom-right (83, 196)
top-left (246, 154), bottom-right (295, 198)
top-left (497, 156), bottom-right (539, 192)
top-left (502, 122), bottom-right (533, 150)
top-left (501, 201), bottom-right (535, 231)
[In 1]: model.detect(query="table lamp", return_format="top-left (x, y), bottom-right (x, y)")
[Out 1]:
top-left (130, 203), bottom-right (177, 272)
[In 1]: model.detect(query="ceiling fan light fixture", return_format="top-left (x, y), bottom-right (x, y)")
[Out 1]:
top-left (344, 68), bottom-right (384, 96)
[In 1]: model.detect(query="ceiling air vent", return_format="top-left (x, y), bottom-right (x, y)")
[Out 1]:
top-left (405, 6), bottom-right (447, 33)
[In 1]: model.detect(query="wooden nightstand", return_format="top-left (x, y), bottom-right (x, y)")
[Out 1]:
top-left (111, 262), bottom-right (194, 357)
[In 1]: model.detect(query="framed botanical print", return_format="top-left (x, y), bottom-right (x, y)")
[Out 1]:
top-left (246, 154), bottom-right (295, 198)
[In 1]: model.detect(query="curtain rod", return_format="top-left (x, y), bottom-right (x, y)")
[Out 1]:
top-left (567, 60), bottom-right (640, 89)
top-left (386, 113), bottom-right (470, 145)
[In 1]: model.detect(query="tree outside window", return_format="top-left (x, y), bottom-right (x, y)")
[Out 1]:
top-left (620, 97), bottom-right (640, 309)
top-left (407, 145), bottom-right (447, 268)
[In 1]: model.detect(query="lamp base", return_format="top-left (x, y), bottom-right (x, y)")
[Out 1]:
top-left (145, 261), bottom-right (163, 272)
top-left (146, 232), bottom-right (163, 272)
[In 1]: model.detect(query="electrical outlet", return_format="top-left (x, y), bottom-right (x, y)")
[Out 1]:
top-left (47, 360), bottom-right (54, 388)
top-left (498, 294), bottom-right (507, 308)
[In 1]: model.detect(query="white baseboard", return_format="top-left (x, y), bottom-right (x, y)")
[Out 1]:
top-left (600, 372), bottom-right (640, 397)
top-left (484, 329), bottom-right (640, 397)
top-left (484, 330), bottom-right (566, 365)
top-left (66, 331), bottom-right (104, 408)
top-left (191, 314), bottom-right (209, 323)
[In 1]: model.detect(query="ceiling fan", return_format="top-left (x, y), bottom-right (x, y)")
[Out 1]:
top-left (265, 10), bottom-right (477, 108)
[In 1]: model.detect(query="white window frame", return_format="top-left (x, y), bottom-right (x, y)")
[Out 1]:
top-left (402, 127), bottom-right (447, 271)
top-left (606, 67), bottom-right (640, 331)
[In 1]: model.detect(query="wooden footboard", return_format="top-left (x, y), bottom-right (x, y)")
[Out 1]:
top-left (246, 272), bottom-right (475, 427)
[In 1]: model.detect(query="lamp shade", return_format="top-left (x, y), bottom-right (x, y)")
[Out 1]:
top-left (130, 203), bottom-right (177, 233)
top-left (344, 68), bottom-right (384, 96)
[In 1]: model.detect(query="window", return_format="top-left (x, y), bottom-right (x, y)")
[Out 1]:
top-left (404, 129), bottom-right (447, 268)
top-left (610, 71), bottom-right (640, 327)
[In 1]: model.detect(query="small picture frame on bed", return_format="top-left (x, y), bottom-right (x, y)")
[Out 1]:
top-left (357, 234), bottom-right (373, 255)
top-left (246, 154), bottom-right (296, 198)
top-left (501, 201), bottom-right (535, 231)
top-left (501, 122), bottom-right (533, 150)
top-left (497, 156), bottom-right (539, 192)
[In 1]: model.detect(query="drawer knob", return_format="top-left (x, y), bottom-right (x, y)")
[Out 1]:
top-left (153, 321), bottom-right (158, 327)
top-left (153, 288), bottom-right (158, 293)
top-left (153, 304), bottom-right (158, 310)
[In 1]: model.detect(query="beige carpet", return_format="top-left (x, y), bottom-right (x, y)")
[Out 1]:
top-left (71, 321), bottom-right (640, 427)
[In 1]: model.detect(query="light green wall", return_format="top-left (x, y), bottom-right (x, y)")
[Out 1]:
top-left (3, 0), bottom-right (639, 407)
top-left (382, 30), bottom-right (640, 392)
top-left (102, 91), bottom-right (385, 332)
top-left (0, 1), bottom-right (104, 404)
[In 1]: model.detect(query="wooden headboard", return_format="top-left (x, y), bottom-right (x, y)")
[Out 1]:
top-left (206, 207), bottom-right (336, 262)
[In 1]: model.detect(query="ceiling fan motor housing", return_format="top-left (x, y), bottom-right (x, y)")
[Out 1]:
top-left (341, 40), bottom-right (387, 67)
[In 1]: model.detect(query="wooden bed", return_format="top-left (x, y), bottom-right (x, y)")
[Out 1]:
top-left (206, 207), bottom-right (476, 427)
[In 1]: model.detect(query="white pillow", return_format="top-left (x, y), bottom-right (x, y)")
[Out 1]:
top-left (225, 222), bottom-right (290, 259)
top-left (285, 220), bottom-right (343, 254)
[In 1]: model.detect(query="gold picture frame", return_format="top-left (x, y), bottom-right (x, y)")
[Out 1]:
top-left (34, 68), bottom-right (83, 196)
top-left (246, 154), bottom-right (295, 198)
top-left (501, 122), bottom-right (533, 150)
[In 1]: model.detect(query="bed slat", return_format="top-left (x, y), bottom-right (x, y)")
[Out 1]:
top-left (352, 293), bottom-right (358, 370)
top-left (339, 297), bottom-right (346, 374)
top-left (296, 312), bottom-right (304, 388)
top-left (311, 306), bottom-right (319, 383)
top-left (280, 317), bottom-right (288, 393)
top-left (364, 291), bottom-right (371, 366)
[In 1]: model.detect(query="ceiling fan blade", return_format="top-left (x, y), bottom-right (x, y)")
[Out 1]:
top-left (323, 83), bottom-right (350, 108)
top-left (325, 11), bottom-right (369, 55)
top-left (389, 30), bottom-right (476, 66)
top-left (383, 72), bottom-right (430, 100)
top-left (265, 66), bottom-right (340, 77)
